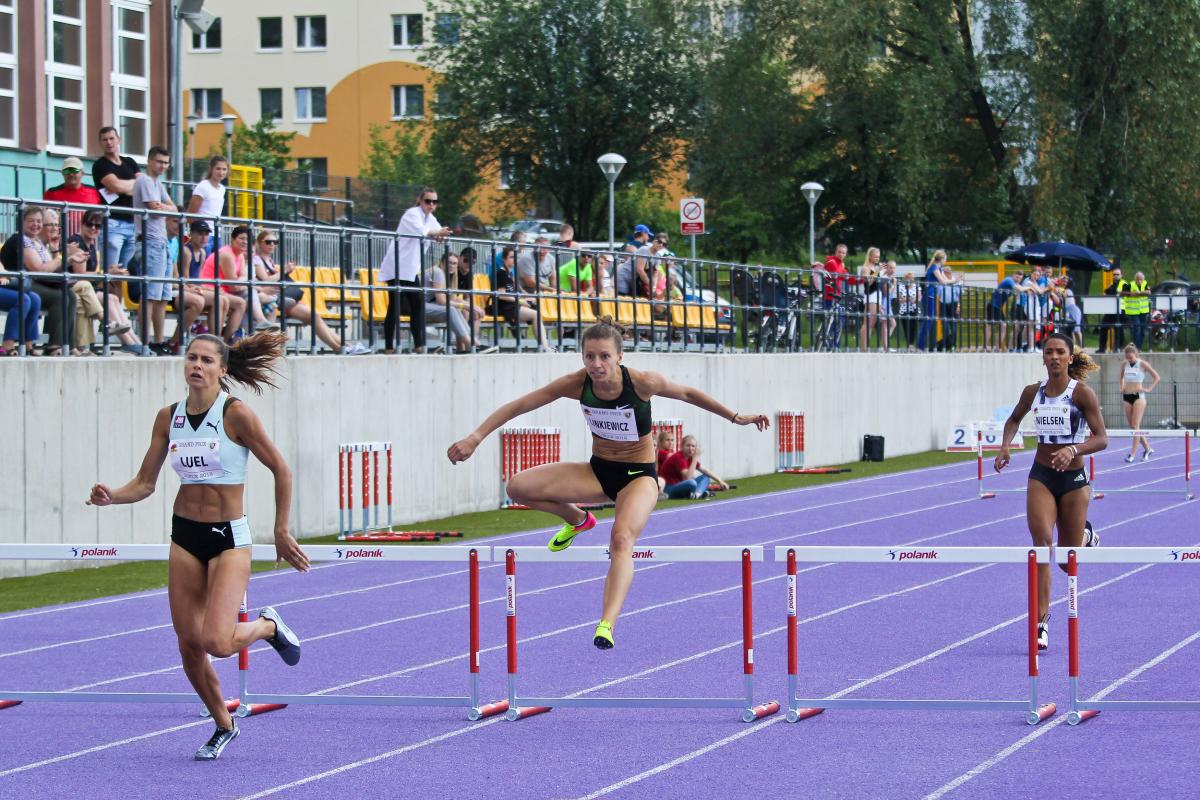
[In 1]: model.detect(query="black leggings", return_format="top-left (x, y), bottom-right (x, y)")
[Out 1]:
top-left (384, 278), bottom-right (425, 351)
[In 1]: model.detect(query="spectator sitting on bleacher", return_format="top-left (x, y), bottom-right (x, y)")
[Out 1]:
top-left (179, 221), bottom-right (236, 341)
top-left (207, 226), bottom-right (277, 336)
top-left (43, 157), bottom-right (102, 234)
top-left (659, 435), bottom-right (726, 500)
top-left (65, 208), bottom-right (147, 355)
top-left (250, 229), bottom-right (369, 355)
top-left (517, 237), bottom-right (556, 293)
top-left (655, 428), bottom-right (676, 495)
top-left (455, 247), bottom-right (477, 292)
top-left (494, 230), bottom-right (526, 281)
top-left (493, 246), bottom-right (553, 352)
top-left (423, 253), bottom-right (495, 354)
top-left (4, 205), bottom-right (76, 355)
top-left (0, 237), bottom-right (42, 355)
top-left (614, 243), bottom-right (639, 296)
top-left (42, 208), bottom-right (102, 355)
top-left (197, 225), bottom-right (251, 343)
top-left (635, 233), bottom-right (670, 299)
top-left (596, 253), bottom-right (615, 298)
top-left (558, 250), bottom-right (596, 297)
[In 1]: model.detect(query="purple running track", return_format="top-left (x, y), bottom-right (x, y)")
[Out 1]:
top-left (0, 441), bottom-right (1197, 799)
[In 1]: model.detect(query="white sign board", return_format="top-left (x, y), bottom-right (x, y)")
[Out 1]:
top-left (680, 198), bottom-right (705, 235)
top-left (945, 421), bottom-right (1024, 452)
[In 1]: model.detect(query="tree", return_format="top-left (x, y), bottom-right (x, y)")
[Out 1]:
top-left (359, 122), bottom-right (479, 224)
top-left (227, 118), bottom-right (296, 171)
top-left (424, 0), bottom-right (706, 241)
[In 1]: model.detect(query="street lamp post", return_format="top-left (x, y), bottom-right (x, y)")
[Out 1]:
top-left (801, 181), bottom-right (824, 266)
top-left (187, 113), bottom-right (200, 181)
top-left (221, 113), bottom-right (237, 165)
top-left (596, 153), bottom-right (627, 251)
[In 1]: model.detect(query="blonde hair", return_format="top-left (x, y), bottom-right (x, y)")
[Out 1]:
top-left (656, 429), bottom-right (675, 449)
top-left (862, 247), bottom-right (880, 271)
top-left (1123, 343), bottom-right (1139, 355)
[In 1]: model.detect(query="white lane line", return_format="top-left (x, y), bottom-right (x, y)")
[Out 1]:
top-left (923, 627), bottom-right (1200, 800)
top-left (0, 719), bottom-right (210, 779)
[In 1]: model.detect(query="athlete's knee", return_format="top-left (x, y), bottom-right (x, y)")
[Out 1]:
top-left (506, 472), bottom-right (538, 503)
top-left (201, 632), bottom-right (239, 659)
top-left (177, 637), bottom-right (208, 664)
top-left (608, 528), bottom-right (639, 556)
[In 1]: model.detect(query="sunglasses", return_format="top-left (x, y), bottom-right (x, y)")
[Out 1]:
top-left (85, 221), bottom-right (104, 229)
top-left (422, 198), bottom-right (439, 205)
top-left (62, 168), bottom-right (82, 175)
top-left (264, 239), bottom-right (278, 245)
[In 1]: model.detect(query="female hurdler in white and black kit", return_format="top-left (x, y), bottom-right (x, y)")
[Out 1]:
top-left (447, 318), bottom-right (768, 650)
top-left (88, 332), bottom-right (309, 760)
top-left (994, 332), bottom-right (1107, 651)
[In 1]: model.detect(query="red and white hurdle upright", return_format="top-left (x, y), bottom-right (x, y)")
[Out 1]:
top-left (501, 546), bottom-right (780, 722)
top-left (776, 411), bottom-right (805, 471)
top-left (339, 442), bottom-right (393, 539)
top-left (779, 545), bottom-right (1057, 725)
top-left (500, 427), bottom-right (561, 509)
top-left (1062, 546), bottom-right (1200, 725)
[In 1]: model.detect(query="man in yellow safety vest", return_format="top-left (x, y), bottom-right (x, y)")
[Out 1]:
top-left (1119, 270), bottom-right (1151, 349)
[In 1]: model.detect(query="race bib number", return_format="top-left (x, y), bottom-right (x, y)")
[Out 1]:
top-left (1032, 403), bottom-right (1071, 437)
top-left (169, 438), bottom-right (224, 481)
top-left (582, 405), bottom-right (640, 442)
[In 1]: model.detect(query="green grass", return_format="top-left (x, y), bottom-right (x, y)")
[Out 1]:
top-left (0, 448), bottom-right (980, 614)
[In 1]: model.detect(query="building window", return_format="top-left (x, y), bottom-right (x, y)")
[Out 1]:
top-left (391, 85), bottom-right (424, 120)
top-left (295, 87), bottom-right (326, 121)
top-left (434, 13), bottom-right (460, 45)
top-left (434, 85), bottom-right (458, 119)
top-left (298, 157), bottom-right (327, 189)
top-left (295, 15), bottom-right (326, 50)
top-left (498, 155), bottom-right (516, 191)
top-left (259, 17), bottom-right (282, 51)
top-left (0, 0), bottom-right (15, 146)
top-left (391, 14), bottom-right (422, 47)
top-left (112, 2), bottom-right (149, 156)
top-left (192, 88), bottom-right (222, 121)
top-left (190, 16), bottom-right (221, 51)
top-left (260, 88), bottom-right (282, 122)
top-left (47, 0), bottom-right (86, 151)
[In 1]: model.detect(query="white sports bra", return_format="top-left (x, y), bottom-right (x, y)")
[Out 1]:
top-left (1032, 379), bottom-right (1089, 445)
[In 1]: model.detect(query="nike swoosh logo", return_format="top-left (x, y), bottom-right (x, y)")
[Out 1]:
top-left (627, 470), bottom-right (644, 476)
top-left (551, 534), bottom-right (574, 547)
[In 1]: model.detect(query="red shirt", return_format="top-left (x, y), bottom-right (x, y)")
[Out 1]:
top-left (43, 184), bottom-right (104, 232)
top-left (656, 448), bottom-right (673, 472)
top-left (199, 245), bottom-right (247, 294)
top-left (660, 451), bottom-right (698, 486)
top-left (822, 255), bottom-right (847, 301)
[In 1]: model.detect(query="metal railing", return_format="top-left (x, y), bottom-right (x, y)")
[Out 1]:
top-left (2, 195), bottom-right (1199, 357)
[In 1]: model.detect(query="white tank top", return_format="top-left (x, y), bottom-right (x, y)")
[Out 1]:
top-left (1122, 360), bottom-right (1144, 384)
top-left (1032, 379), bottom-right (1089, 445)
top-left (168, 391), bottom-right (249, 485)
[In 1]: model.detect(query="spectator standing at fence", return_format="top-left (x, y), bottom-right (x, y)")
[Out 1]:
top-left (635, 233), bottom-right (670, 300)
top-left (895, 269), bottom-right (920, 351)
top-left (630, 224), bottom-right (651, 249)
top-left (518, 237), bottom-right (557, 293)
top-left (917, 250), bottom-right (959, 351)
top-left (985, 268), bottom-right (1022, 352)
top-left (186, 155), bottom-right (228, 225)
top-left (379, 188), bottom-right (451, 355)
top-left (1058, 277), bottom-right (1084, 349)
top-left (660, 435), bottom-right (727, 500)
top-left (936, 267), bottom-right (963, 351)
top-left (1123, 271), bottom-right (1151, 349)
top-left (857, 247), bottom-right (882, 352)
top-left (1097, 267), bottom-right (1124, 353)
top-left (44, 157), bottom-right (103, 234)
top-left (3, 206), bottom-right (75, 355)
top-left (879, 260), bottom-right (898, 350)
top-left (132, 146), bottom-right (178, 352)
top-left (66, 208), bottom-right (148, 354)
top-left (493, 246), bottom-right (554, 352)
top-left (614, 243), bottom-right (640, 297)
top-left (92, 127), bottom-right (140, 271)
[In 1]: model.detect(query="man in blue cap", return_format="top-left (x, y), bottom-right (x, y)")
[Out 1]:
top-left (631, 224), bottom-right (652, 248)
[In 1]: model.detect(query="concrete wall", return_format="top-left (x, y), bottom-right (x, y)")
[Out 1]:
top-left (6, 350), bottom-right (1197, 577)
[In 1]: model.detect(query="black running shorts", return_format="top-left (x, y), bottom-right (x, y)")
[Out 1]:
top-left (589, 455), bottom-right (657, 502)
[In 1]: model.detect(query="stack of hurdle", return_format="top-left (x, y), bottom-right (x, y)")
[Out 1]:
top-left (500, 428), bottom-right (561, 509)
top-left (338, 442), bottom-right (462, 542)
top-left (776, 411), bottom-right (805, 471)
top-left (651, 418), bottom-right (684, 447)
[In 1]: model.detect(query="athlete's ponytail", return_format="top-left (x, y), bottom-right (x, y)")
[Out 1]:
top-left (187, 331), bottom-right (287, 394)
top-left (583, 316), bottom-right (627, 352)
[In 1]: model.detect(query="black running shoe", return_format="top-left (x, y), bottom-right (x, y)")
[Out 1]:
top-left (259, 606), bottom-right (301, 666)
top-left (195, 723), bottom-right (239, 761)
top-left (1085, 520), bottom-right (1099, 547)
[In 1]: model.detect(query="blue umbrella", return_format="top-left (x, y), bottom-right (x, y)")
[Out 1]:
top-left (1003, 241), bottom-right (1112, 271)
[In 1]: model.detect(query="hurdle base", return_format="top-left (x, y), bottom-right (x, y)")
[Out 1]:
top-left (234, 701), bottom-right (289, 718)
top-left (1092, 492), bottom-right (1105, 500)
top-left (1067, 709), bottom-right (1101, 725)
top-left (784, 706), bottom-right (824, 723)
top-left (1027, 702), bottom-right (1057, 725)
top-left (342, 531), bottom-right (457, 543)
top-left (468, 699), bottom-right (510, 721)
top-left (0, 700), bottom-right (22, 710)
top-left (980, 492), bottom-right (997, 500)
top-left (779, 468), bottom-right (851, 475)
top-left (504, 705), bottom-right (553, 721)
top-left (742, 700), bottom-right (781, 722)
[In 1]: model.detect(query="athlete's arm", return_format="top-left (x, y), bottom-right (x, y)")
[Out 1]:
top-left (226, 402), bottom-right (308, 572)
top-left (447, 372), bottom-right (584, 463)
top-left (1064, 384), bottom-right (1108, 463)
top-left (88, 407), bottom-right (171, 506)
top-left (634, 370), bottom-right (769, 430)
top-left (1142, 360), bottom-right (1160, 392)
top-left (994, 383), bottom-right (1037, 473)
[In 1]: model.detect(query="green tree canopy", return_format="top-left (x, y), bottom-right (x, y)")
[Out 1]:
top-left (227, 118), bottom-right (296, 171)
top-left (359, 122), bottom-right (478, 224)
top-left (424, 0), bottom-right (705, 241)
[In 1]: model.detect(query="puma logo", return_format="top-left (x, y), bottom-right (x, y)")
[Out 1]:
top-left (211, 526), bottom-right (227, 537)
top-left (205, 421), bottom-right (220, 433)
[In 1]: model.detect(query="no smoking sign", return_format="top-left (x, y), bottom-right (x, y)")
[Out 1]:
top-left (680, 198), bottom-right (705, 235)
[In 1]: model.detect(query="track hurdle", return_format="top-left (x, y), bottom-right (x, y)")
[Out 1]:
top-left (776, 410), bottom-right (805, 472)
top-left (1089, 429), bottom-right (1193, 501)
top-left (500, 427), bottom-right (561, 509)
top-left (501, 546), bottom-right (780, 723)
top-left (0, 544), bottom-right (509, 722)
top-left (0, 544), bottom-right (283, 718)
top-left (1062, 547), bottom-right (1200, 725)
top-left (339, 442), bottom-right (393, 539)
top-left (779, 546), bottom-right (1057, 725)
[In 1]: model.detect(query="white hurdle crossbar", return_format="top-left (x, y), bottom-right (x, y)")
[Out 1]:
top-left (501, 545), bottom-right (780, 723)
top-left (1061, 546), bottom-right (1200, 725)
top-left (0, 544), bottom-right (510, 722)
top-left (777, 545), bottom-right (1057, 726)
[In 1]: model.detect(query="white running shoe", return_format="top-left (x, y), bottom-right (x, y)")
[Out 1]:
top-left (1125, 454), bottom-right (1135, 463)
top-left (1037, 614), bottom-right (1050, 651)
top-left (1141, 450), bottom-right (1151, 462)
top-left (341, 341), bottom-right (372, 355)
top-left (195, 723), bottom-right (239, 761)
top-left (259, 606), bottom-right (301, 665)
top-left (1085, 520), bottom-right (1099, 547)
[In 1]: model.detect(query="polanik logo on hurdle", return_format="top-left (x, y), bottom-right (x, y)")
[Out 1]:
top-left (888, 549), bottom-right (939, 561)
top-left (1171, 550), bottom-right (1200, 561)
